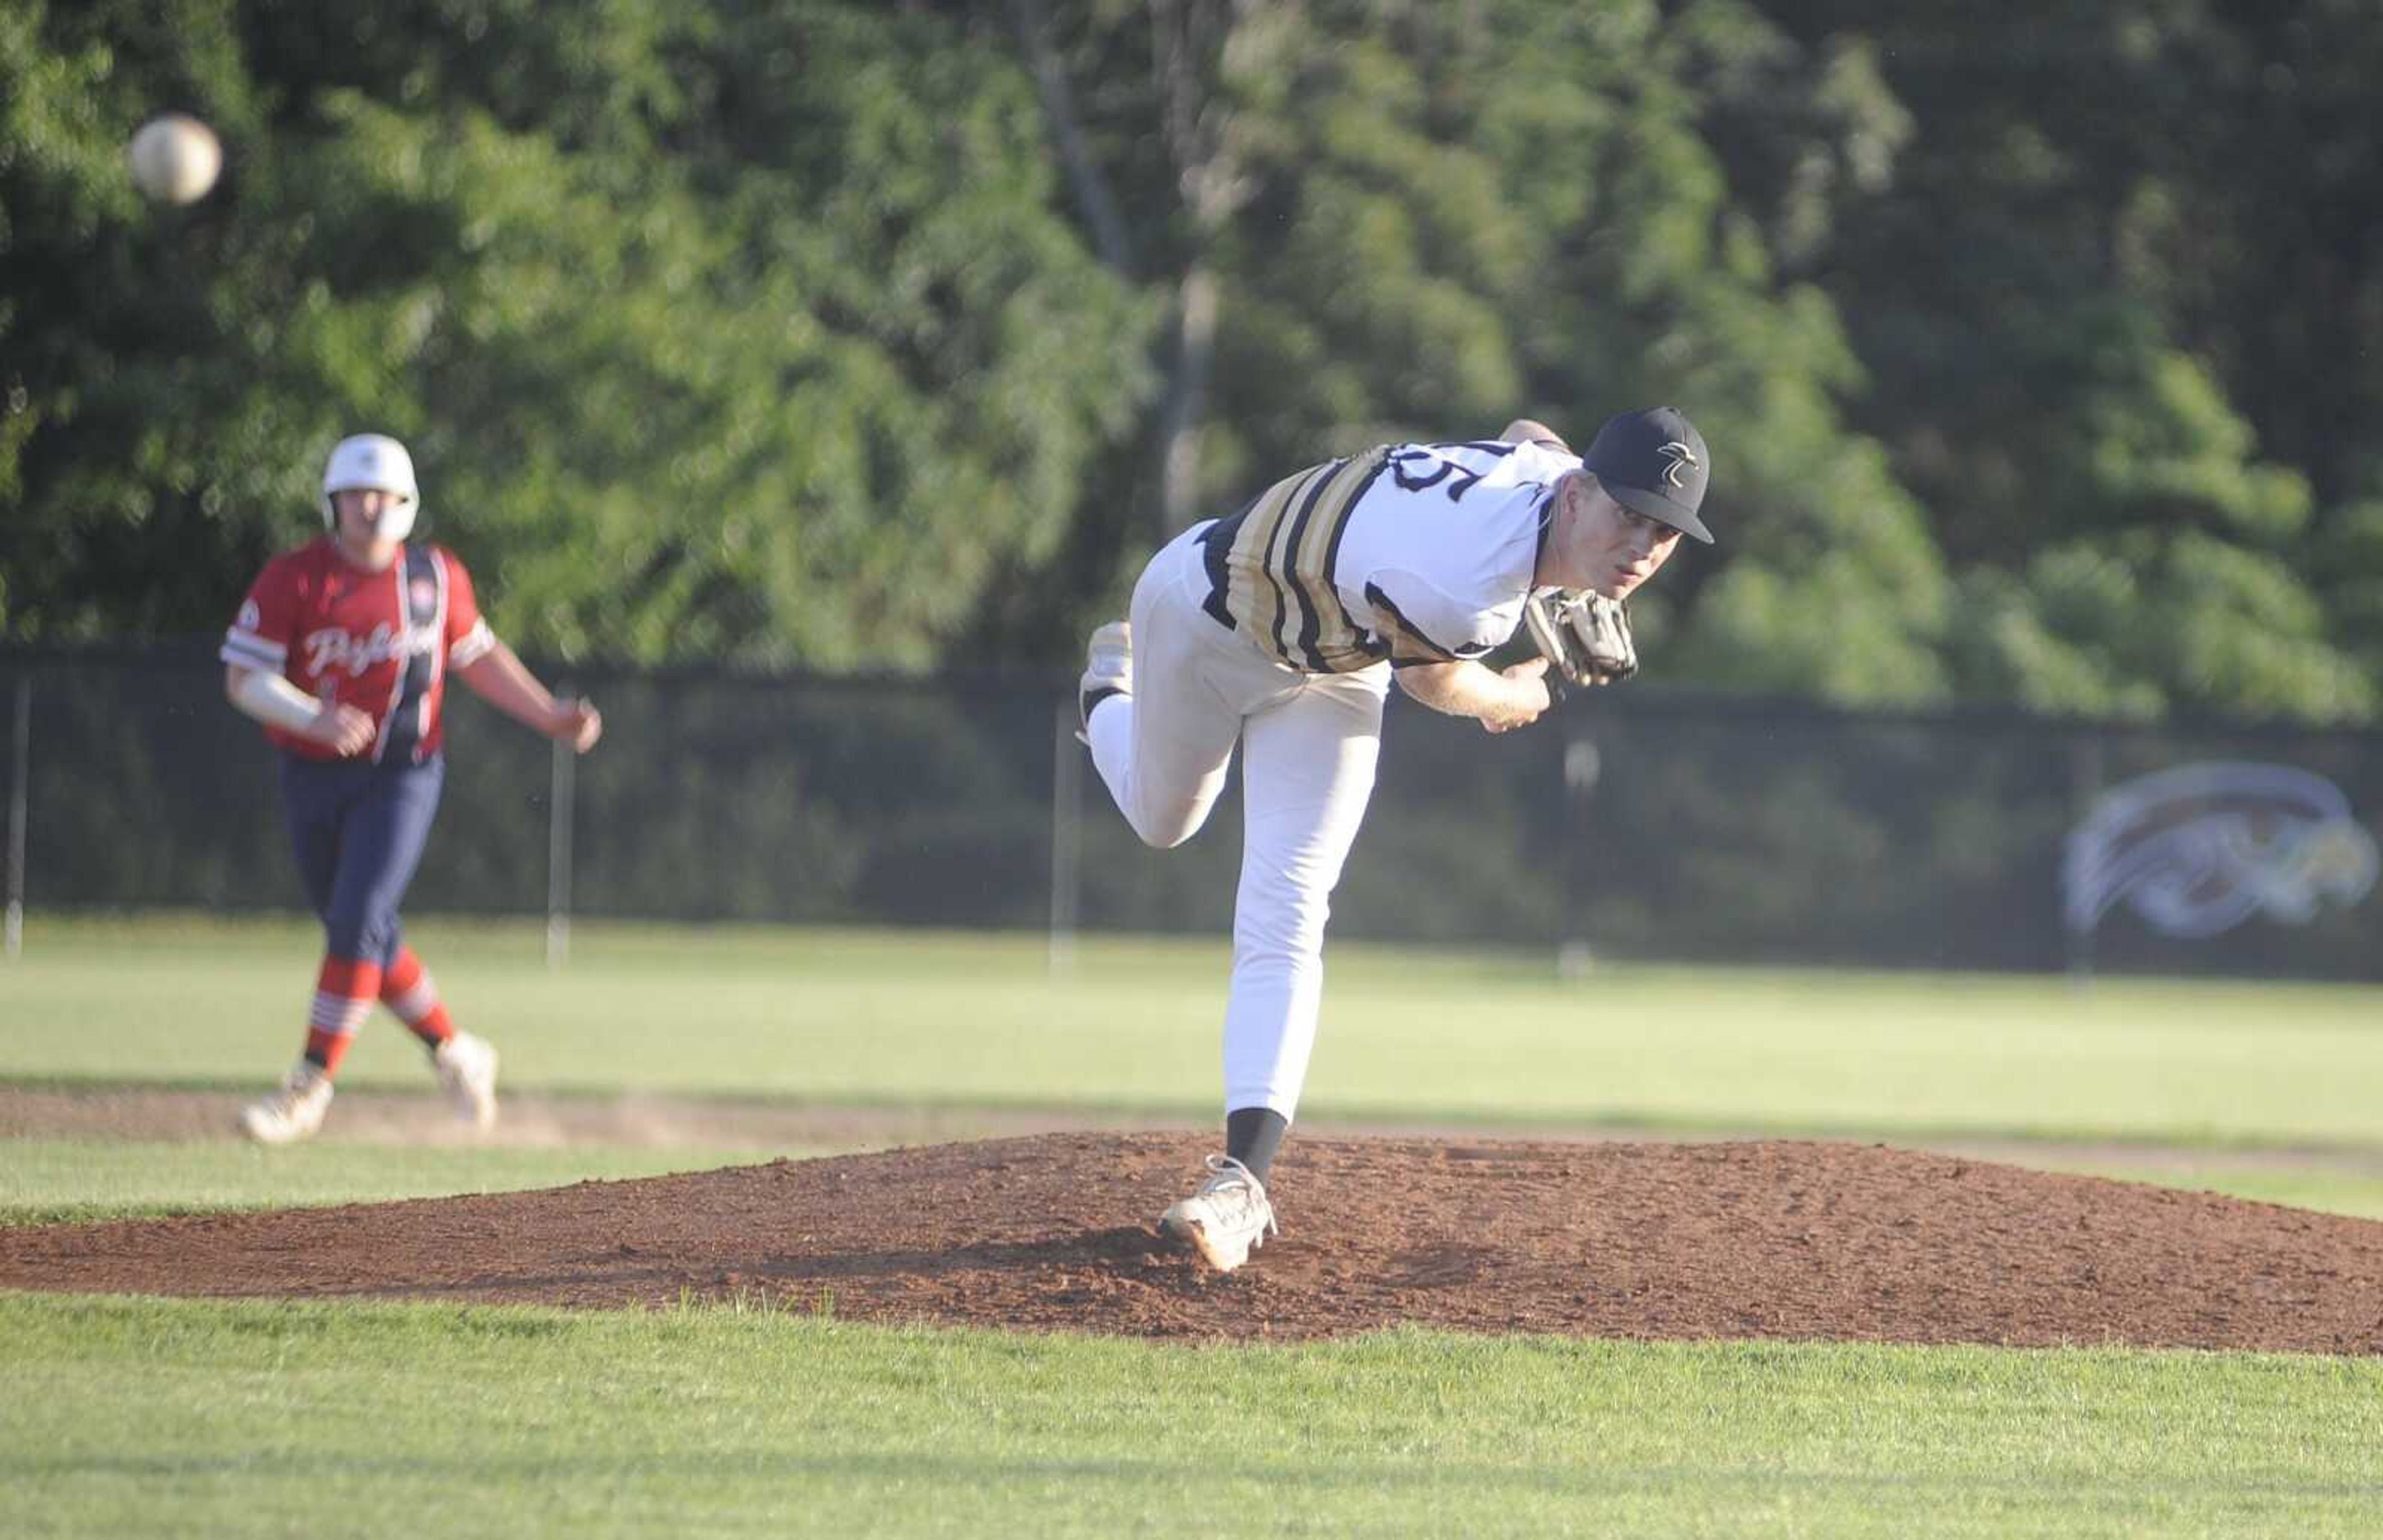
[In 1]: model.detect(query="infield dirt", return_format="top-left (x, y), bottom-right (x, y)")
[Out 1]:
top-left (4, 1131), bottom-right (2379, 1353)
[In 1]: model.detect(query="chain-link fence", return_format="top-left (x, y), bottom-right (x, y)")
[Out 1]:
top-left (4, 645), bottom-right (2379, 979)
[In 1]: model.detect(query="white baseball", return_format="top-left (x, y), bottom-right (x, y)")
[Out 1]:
top-left (128, 114), bottom-right (223, 205)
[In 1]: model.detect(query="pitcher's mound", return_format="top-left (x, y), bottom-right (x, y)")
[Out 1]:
top-left (4, 1133), bottom-right (2379, 1352)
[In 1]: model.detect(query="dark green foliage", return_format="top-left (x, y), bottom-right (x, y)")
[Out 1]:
top-left (1757, 0), bottom-right (2380, 719)
top-left (2, 0), bottom-right (2377, 722)
top-left (0, 0), bottom-right (1149, 666)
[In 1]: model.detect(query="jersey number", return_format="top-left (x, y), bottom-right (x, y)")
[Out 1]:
top-left (1388, 441), bottom-right (1519, 503)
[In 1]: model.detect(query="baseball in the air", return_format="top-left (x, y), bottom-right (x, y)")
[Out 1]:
top-left (127, 114), bottom-right (223, 205)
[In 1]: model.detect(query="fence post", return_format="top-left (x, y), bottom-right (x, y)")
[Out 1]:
top-left (5, 674), bottom-right (27, 960)
top-left (547, 728), bottom-right (575, 970)
top-left (1049, 699), bottom-right (1082, 975)
top-left (2065, 732), bottom-right (2103, 985)
top-left (1558, 732), bottom-right (1601, 978)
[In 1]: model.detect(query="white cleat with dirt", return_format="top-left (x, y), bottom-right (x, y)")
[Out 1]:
top-left (434, 1030), bottom-right (500, 1130)
top-left (239, 1060), bottom-right (334, 1145)
top-left (1160, 1153), bottom-right (1278, 1273)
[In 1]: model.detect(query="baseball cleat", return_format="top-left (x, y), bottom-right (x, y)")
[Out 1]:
top-left (239, 1060), bottom-right (334, 1145)
top-left (434, 1030), bottom-right (500, 1130)
top-left (1160, 1153), bottom-right (1277, 1273)
top-left (1078, 620), bottom-right (1131, 740)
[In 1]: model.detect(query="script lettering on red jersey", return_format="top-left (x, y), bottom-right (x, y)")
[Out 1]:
top-left (301, 620), bottom-right (428, 679)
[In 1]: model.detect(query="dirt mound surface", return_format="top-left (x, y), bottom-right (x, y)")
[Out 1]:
top-left (5, 1133), bottom-right (2380, 1352)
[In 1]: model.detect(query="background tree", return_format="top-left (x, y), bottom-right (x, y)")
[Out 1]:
top-left (4, 0), bottom-right (2381, 725)
top-left (0, 0), bottom-right (1151, 667)
top-left (1760, 0), bottom-right (2377, 720)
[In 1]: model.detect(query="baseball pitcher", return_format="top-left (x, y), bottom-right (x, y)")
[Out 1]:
top-left (1078, 407), bottom-right (1713, 1269)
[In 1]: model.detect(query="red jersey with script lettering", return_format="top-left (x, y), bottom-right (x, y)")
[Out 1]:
top-left (220, 539), bottom-right (496, 763)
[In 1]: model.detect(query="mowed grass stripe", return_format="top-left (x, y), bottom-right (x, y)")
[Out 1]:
top-left (3, 1294), bottom-right (2379, 1539)
top-left (4, 915), bottom-right (2381, 1147)
top-left (0, 1140), bottom-right (800, 1227)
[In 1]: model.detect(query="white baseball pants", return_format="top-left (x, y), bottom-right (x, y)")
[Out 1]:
top-left (1085, 522), bottom-right (1391, 1121)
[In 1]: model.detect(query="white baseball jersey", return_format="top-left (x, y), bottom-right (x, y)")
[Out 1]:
top-left (1198, 438), bottom-right (1580, 673)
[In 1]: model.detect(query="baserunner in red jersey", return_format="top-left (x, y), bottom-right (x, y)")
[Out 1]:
top-left (220, 433), bottom-right (603, 1144)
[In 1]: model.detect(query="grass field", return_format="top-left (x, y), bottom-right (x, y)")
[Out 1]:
top-left (6, 914), bottom-right (2383, 1535)
top-left (0, 1141), bottom-right (788, 1227)
top-left (7, 914), bottom-right (2383, 1144)
top-left (7, 1296), bottom-right (2381, 1538)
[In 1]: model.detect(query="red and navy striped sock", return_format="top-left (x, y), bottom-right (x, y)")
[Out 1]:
top-left (301, 956), bottom-right (383, 1077)
top-left (380, 946), bottom-right (456, 1052)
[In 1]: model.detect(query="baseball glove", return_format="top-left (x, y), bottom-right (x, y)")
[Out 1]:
top-left (1522, 589), bottom-right (1637, 688)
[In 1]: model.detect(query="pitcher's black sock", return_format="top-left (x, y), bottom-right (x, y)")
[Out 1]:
top-left (1224, 1106), bottom-right (1289, 1183)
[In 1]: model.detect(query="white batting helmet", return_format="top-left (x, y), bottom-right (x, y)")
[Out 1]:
top-left (320, 432), bottom-right (420, 540)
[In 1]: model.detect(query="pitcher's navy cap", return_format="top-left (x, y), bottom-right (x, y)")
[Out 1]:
top-left (1581, 406), bottom-right (1713, 544)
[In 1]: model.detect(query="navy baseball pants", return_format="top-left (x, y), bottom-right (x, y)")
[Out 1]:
top-left (278, 753), bottom-right (445, 967)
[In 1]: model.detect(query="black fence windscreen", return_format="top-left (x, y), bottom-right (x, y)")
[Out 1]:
top-left (5, 647), bottom-right (2379, 980)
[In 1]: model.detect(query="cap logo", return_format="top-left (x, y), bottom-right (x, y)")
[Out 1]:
top-left (1656, 441), bottom-right (1698, 490)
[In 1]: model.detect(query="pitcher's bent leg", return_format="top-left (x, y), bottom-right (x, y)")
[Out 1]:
top-left (1086, 535), bottom-right (1250, 849)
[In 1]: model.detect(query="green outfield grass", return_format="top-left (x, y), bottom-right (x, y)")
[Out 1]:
top-left (5, 913), bottom-right (2382, 1147)
top-left (5, 1294), bottom-right (2379, 1539)
top-left (9, 915), bottom-right (2383, 1537)
top-left (0, 1141), bottom-right (790, 1227)
top-left (2042, 1162), bottom-right (2383, 1222)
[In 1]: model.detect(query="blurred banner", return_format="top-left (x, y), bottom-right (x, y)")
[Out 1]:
top-left (5, 646), bottom-right (2379, 981)
top-left (2063, 763), bottom-right (2377, 943)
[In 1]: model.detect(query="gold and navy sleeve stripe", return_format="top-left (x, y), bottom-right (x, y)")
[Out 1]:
top-left (1200, 446), bottom-right (1393, 673)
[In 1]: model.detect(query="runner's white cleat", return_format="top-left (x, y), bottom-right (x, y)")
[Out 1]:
top-left (434, 1030), bottom-right (500, 1130)
top-left (1078, 620), bottom-right (1132, 741)
top-left (1160, 1154), bottom-right (1278, 1273)
top-left (239, 1060), bottom-right (334, 1145)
